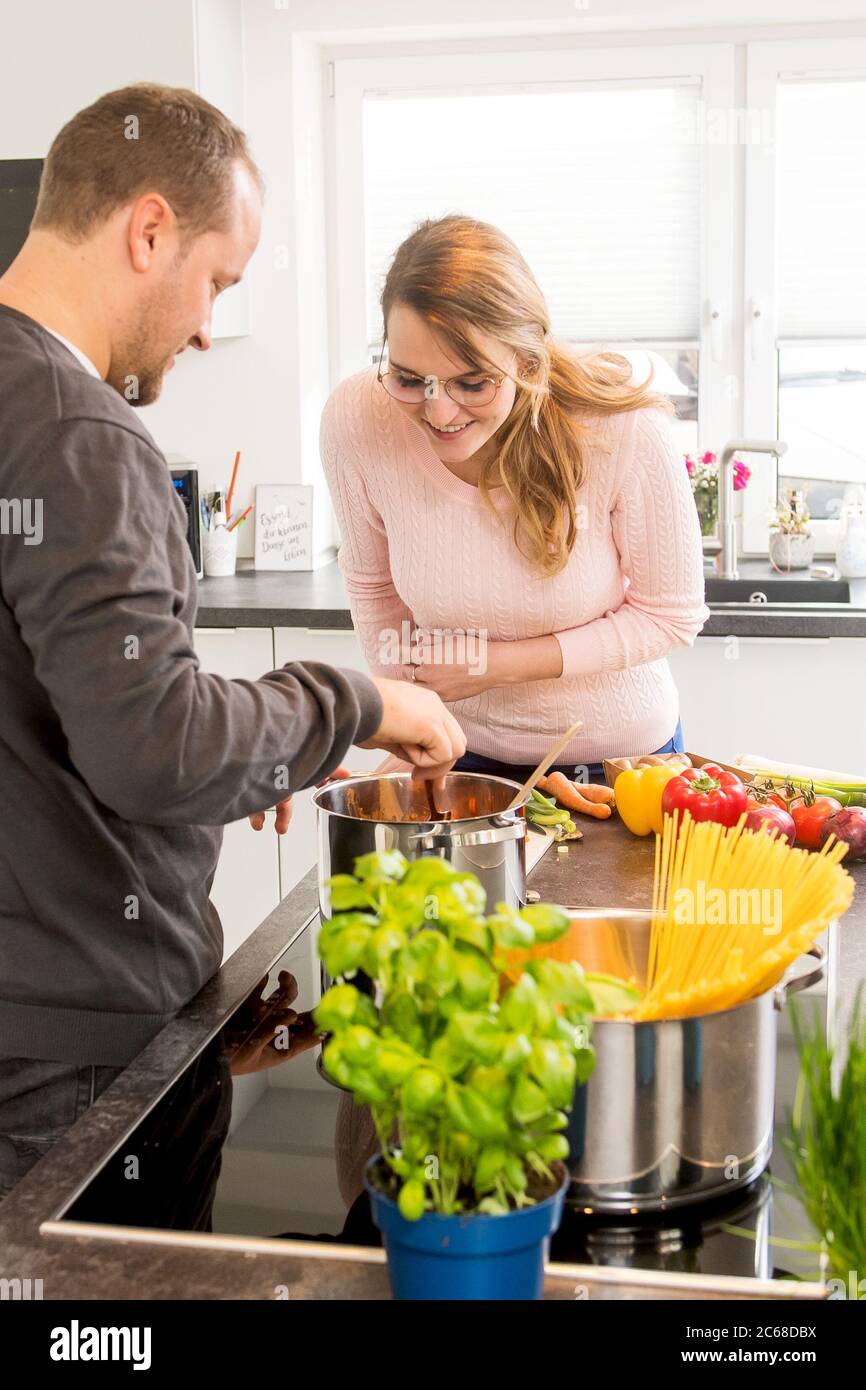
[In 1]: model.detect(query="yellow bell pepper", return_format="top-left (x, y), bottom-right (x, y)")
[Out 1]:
top-left (614, 763), bottom-right (687, 836)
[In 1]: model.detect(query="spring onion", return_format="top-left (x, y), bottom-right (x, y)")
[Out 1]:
top-left (734, 754), bottom-right (866, 787)
top-left (526, 789), bottom-right (577, 838)
top-left (733, 755), bottom-right (866, 806)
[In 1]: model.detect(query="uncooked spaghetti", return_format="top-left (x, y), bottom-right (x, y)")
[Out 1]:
top-left (636, 810), bottom-right (855, 1020)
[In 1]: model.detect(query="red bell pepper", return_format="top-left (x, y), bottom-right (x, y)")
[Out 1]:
top-left (661, 764), bottom-right (748, 827)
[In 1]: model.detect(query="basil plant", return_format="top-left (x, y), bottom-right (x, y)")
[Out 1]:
top-left (314, 851), bottom-right (637, 1222)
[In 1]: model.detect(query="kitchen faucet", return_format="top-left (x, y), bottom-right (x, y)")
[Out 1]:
top-left (716, 438), bottom-right (788, 580)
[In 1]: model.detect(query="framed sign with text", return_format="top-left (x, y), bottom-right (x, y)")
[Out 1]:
top-left (254, 484), bottom-right (314, 570)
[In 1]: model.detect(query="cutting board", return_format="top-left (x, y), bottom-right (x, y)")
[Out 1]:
top-left (525, 825), bottom-right (559, 875)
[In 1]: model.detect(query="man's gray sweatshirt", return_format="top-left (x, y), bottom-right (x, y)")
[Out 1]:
top-left (0, 304), bottom-right (383, 1065)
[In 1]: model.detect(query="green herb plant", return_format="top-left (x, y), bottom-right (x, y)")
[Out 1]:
top-left (313, 850), bottom-right (639, 1223)
top-left (783, 995), bottom-right (866, 1292)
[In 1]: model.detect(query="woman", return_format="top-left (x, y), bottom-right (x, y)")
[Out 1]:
top-left (321, 215), bottom-right (708, 786)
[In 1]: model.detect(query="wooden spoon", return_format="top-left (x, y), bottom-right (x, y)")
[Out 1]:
top-left (506, 720), bottom-right (585, 811)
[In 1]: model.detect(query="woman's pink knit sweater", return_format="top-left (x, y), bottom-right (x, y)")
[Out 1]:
top-left (321, 367), bottom-right (709, 765)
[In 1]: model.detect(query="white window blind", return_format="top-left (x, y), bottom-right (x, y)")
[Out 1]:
top-left (363, 82), bottom-right (703, 349)
top-left (777, 78), bottom-right (866, 341)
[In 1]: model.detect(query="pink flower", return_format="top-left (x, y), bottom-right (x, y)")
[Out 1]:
top-left (683, 454), bottom-right (695, 476)
top-left (700, 451), bottom-right (716, 466)
top-left (733, 458), bottom-right (751, 492)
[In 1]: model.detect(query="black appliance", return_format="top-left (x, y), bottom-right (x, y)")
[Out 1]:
top-left (0, 159), bottom-right (42, 274)
top-left (170, 466), bottom-right (203, 578)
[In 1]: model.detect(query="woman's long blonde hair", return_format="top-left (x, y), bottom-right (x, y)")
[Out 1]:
top-left (381, 215), bottom-right (672, 576)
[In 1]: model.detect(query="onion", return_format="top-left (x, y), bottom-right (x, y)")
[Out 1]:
top-left (744, 804), bottom-right (796, 845)
top-left (819, 808), bottom-right (866, 862)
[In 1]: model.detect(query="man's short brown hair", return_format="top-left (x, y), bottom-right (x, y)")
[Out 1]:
top-left (32, 83), bottom-right (264, 242)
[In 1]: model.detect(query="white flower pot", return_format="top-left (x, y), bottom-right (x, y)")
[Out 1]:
top-left (769, 530), bottom-right (813, 572)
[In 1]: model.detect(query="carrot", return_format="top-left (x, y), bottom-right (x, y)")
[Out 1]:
top-left (573, 782), bottom-right (616, 805)
top-left (539, 772), bottom-right (613, 819)
top-left (537, 775), bottom-right (567, 798)
top-left (537, 776), bottom-right (614, 806)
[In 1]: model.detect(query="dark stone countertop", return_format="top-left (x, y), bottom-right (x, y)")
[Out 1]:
top-left (2, 819), bottom-right (864, 1300)
top-left (196, 563), bottom-right (354, 630)
top-left (197, 560), bottom-right (866, 638)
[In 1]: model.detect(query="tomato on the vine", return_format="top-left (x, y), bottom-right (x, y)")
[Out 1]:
top-left (791, 796), bottom-right (843, 850)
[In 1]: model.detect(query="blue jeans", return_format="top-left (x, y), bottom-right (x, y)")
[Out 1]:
top-left (0, 1040), bottom-right (231, 1229)
top-left (453, 717), bottom-right (685, 785)
top-left (0, 1057), bottom-right (123, 1201)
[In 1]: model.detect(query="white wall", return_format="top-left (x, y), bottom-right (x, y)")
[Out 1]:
top-left (142, 13), bottom-right (334, 559)
top-left (143, 16), bottom-right (337, 562)
top-left (0, 1), bottom-right (196, 161)
top-left (0, 0), bottom-right (335, 561)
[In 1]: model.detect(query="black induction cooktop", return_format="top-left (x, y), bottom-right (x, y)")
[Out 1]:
top-left (53, 914), bottom-right (830, 1293)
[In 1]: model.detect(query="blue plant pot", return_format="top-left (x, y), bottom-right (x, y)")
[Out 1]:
top-left (365, 1159), bottom-right (568, 1301)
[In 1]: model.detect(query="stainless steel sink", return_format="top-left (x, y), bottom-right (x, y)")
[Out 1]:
top-left (705, 576), bottom-right (850, 605)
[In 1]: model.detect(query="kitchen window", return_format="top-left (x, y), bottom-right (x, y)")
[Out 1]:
top-left (776, 81), bottom-right (866, 533)
top-left (743, 39), bottom-right (866, 556)
top-left (362, 83), bottom-right (702, 452)
top-left (778, 343), bottom-right (866, 522)
top-left (332, 44), bottom-right (737, 456)
top-left (331, 37), bottom-right (866, 558)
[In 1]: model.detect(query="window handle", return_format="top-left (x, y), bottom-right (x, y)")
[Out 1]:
top-left (749, 299), bottom-right (764, 361)
top-left (709, 302), bottom-right (724, 362)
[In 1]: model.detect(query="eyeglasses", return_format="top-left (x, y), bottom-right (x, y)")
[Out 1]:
top-left (377, 356), bottom-right (506, 408)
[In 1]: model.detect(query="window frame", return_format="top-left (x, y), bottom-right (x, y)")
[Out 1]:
top-left (332, 42), bottom-right (738, 455)
top-left (743, 37), bottom-right (866, 557)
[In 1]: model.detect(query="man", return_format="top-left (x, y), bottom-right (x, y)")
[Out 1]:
top-left (0, 84), bottom-right (464, 1217)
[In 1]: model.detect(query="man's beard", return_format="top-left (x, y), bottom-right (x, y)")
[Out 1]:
top-left (105, 274), bottom-right (183, 407)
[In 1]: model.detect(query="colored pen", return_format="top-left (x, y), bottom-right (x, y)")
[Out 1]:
top-left (226, 451), bottom-right (241, 522)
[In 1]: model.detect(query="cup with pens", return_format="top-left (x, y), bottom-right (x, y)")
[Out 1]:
top-left (201, 451), bottom-right (253, 577)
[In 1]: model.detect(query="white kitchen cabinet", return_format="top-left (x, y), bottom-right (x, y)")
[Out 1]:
top-left (194, 627), bottom-right (281, 961)
top-left (192, 623), bottom-right (382, 965)
top-left (668, 637), bottom-right (866, 772)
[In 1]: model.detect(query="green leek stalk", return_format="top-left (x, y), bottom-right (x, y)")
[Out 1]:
top-left (733, 755), bottom-right (866, 806)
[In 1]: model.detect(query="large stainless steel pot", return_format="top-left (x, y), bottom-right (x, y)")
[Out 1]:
top-left (313, 773), bottom-right (529, 926)
top-left (557, 910), bottom-right (825, 1212)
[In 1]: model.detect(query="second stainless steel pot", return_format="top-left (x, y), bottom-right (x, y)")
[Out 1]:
top-left (553, 910), bottom-right (825, 1212)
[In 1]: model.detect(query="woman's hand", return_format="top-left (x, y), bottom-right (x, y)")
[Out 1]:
top-left (409, 632), bottom-right (563, 702)
top-left (409, 658), bottom-right (497, 703)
